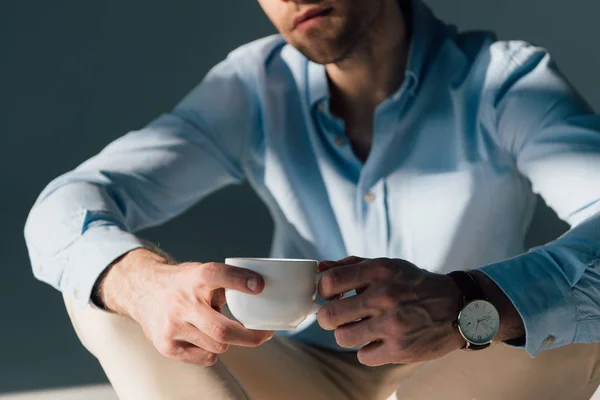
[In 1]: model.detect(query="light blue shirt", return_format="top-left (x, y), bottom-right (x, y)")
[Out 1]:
top-left (25, 1), bottom-right (600, 357)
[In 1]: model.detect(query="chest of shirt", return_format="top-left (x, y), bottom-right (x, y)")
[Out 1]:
top-left (243, 65), bottom-right (532, 269)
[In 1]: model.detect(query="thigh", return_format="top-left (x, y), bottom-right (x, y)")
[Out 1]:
top-left (393, 342), bottom-right (600, 400)
top-left (222, 337), bottom-right (422, 400)
top-left (65, 294), bottom-right (419, 400)
top-left (64, 294), bottom-right (249, 400)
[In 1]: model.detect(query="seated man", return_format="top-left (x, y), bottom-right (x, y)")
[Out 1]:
top-left (25, 0), bottom-right (600, 399)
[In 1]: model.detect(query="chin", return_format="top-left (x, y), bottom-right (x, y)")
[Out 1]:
top-left (290, 39), bottom-right (348, 65)
top-left (286, 21), bottom-right (358, 65)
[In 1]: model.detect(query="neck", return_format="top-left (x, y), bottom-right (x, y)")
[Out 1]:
top-left (326, 1), bottom-right (409, 115)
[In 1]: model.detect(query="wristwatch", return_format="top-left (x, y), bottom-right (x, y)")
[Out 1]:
top-left (448, 271), bottom-right (500, 350)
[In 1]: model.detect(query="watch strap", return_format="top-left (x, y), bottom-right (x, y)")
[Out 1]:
top-left (448, 270), bottom-right (487, 303)
top-left (449, 270), bottom-right (492, 351)
top-left (465, 342), bottom-right (490, 350)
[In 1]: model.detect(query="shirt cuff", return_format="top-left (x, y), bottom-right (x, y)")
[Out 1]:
top-left (478, 251), bottom-right (578, 357)
top-left (58, 225), bottom-right (146, 309)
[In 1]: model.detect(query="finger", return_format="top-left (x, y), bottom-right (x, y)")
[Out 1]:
top-left (318, 256), bottom-right (366, 272)
top-left (333, 318), bottom-right (382, 349)
top-left (192, 306), bottom-right (275, 347)
top-left (318, 261), bottom-right (375, 299)
top-left (174, 343), bottom-right (219, 366)
top-left (174, 323), bottom-right (230, 354)
top-left (198, 262), bottom-right (265, 294)
top-left (357, 341), bottom-right (394, 367)
top-left (317, 289), bottom-right (383, 330)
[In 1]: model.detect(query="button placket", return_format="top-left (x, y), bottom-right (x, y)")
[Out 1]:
top-left (359, 180), bottom-right (389, 257)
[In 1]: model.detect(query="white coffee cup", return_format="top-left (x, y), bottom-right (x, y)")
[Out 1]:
top-left (225, 258), bottom-right (322, 330)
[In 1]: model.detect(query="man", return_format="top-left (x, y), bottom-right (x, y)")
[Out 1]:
top-left (24, 0), bottom-right (600, 398)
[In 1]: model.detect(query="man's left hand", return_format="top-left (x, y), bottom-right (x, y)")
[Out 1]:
top-left (317, 256), bottom-right (466, 366)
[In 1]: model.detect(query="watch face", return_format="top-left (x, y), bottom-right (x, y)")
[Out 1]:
top-left (458, 300), bottom-right (500, 345)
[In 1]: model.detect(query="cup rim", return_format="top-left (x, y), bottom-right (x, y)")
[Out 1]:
top-left (226, 257), bottom-right (318, 263)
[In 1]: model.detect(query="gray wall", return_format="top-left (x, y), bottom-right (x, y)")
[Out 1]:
top-left (1, 0), bottom-right (597, 394)
top-left (1, 1), bottom-right (275, 394)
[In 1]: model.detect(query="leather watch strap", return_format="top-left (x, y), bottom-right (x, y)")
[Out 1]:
top-left (448, 270), bottom-right (487, 303)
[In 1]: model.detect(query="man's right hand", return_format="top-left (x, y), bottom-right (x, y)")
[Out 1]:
top-left (96, 248), bottom-right (274, 366)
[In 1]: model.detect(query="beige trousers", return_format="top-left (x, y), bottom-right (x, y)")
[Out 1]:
top-left (65, 294), bottom-right (600, 400)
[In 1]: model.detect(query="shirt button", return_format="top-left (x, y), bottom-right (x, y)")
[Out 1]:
top-left (364, 192), bottom-right (376, 203)
top-left (334, 136), bottom-right (345, 146)
top-left (38, 264), bottom-right (44, 272)
top-left (318, 102), bottom-right (326, 112)
top-left (543, 335), bottom-right (555, 347)
top-left (73, 287), bottom-right (81, 300)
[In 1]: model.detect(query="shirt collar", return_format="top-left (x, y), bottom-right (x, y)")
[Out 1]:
top-left (307, 0), bottom-right (442, 108)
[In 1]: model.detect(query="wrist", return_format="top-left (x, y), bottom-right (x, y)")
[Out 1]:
top-left (98, 248), bottom-right (171, 319)
top-left (468, 270), bottom-right (525, 343)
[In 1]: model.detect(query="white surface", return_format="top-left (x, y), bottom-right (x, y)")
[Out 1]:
top-left (0, 385), bottom-right (117, 400)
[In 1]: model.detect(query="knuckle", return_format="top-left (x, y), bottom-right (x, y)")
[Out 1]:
top-left (200, 263), bottom-right (218, 282)
top-left (372, 288), bottom-right (396, 309)
top-left (201, 352), bottom-right (219, 366)
top-left (209, 324), bottom-right (232, 343)
top-left (163, 319), bottom-right (180, 339)
top-left (345, 256), bottom-right (361, 264)
top-left (372, 264), bottom-right (392, 281)
top-left (157, 340), bottom-right (179, 358)
top-left (334, 329), bottom-right (350, 346)
top-left (331, 268), bottom-right (344, 283)
top-left (213, 342), bottom-right (230, 354)
top-left (323, 304), bottom-right (337, 323)
top-left (375, 257), bottom-right (391, 265)
top-left (320, 273), bottom-right (336, 295)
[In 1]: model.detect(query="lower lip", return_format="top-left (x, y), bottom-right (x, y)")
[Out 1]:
top-left (296, 14), bottom-right (330, 31)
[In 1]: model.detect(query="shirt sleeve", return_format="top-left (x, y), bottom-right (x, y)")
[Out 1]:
top-left (24, 54), bottom-right (260, 308)
top-left (477, 41), bottom-right (600, 357)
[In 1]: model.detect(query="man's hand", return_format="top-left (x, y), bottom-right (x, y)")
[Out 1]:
top-left (317, 256), bottom-right (525, 367)
top-left (97, 248), bottom-right (274, 366)
top-left (317, 256), bottom-right (465, 366)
